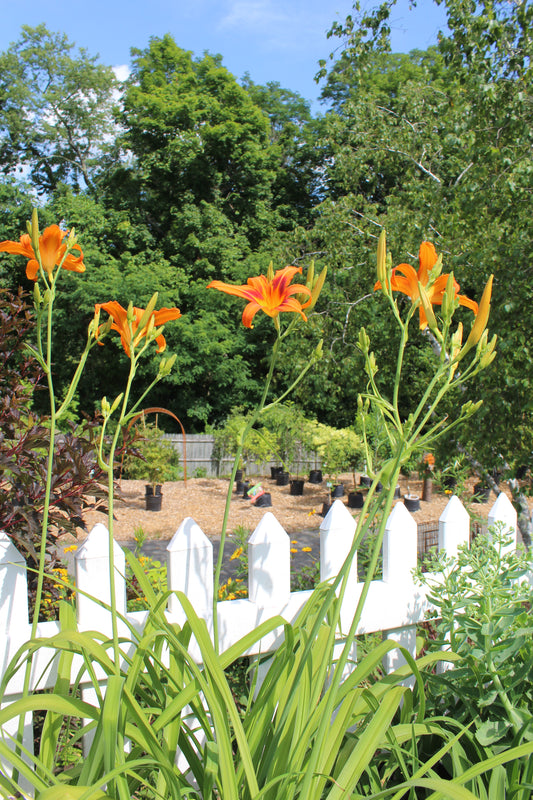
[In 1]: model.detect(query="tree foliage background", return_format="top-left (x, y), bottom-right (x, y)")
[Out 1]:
top-left (0, 0), bottom-right (531, 474)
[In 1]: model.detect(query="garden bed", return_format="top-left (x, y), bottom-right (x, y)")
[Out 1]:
top-left (73, 473), bottom-right (516, 543)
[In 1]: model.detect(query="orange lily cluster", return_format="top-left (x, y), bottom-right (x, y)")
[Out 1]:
top-left (375, 241), bottom-right (478, 330)
top-left (208, 265), bottom-right (312, 328)
top-left (0, 224), bottom-right (85, 281)
top-left (0, 221), bottom-right (181, 357)
top-left (95, 301), bottom-right (182, 357)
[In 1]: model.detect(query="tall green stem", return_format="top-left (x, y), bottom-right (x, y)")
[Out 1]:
top-left (213, 335), bottom-right (281, 650)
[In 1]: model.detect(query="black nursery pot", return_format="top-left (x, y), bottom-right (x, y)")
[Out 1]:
top-left (255, 492), bottom-right (272, 508)
top-left (270, 466), bottom-right (283, 480)
top-left (403, 494), bottom-right (420, 512)
top-left (242, 481), bottom-right (251, 498)
top-left (473, 483), bottom-right (491, 503)
top-left (348, 491), bottom-right (365, 509)
top-left (145, 484), bottom-right (162, 497)
top-left (360, 475), bottom-right (372, 487)
top-left (290, 479), bottom-right (305, 496)
top-left (235, 480), bottom-right (245, 494)
top-left (320, 500), bottom-right (332, 517)
top-left (330, 484), bottom-right (344, 498)
top-left (309, 469), bottom-right (323, 484)
top-left (235, 469), bottom-right (244, 483)
top-left (145, 488), bottom-right (163, 512)
top-left (276, 471), bottom-right (290, 486)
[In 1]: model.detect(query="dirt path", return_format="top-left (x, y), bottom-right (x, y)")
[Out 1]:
top-left (70, 473), bottom-right (513, 544)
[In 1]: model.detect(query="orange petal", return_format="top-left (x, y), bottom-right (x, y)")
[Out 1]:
top-left (418, 242), bottom-right (438, 284)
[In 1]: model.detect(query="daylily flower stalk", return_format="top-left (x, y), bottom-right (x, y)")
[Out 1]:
top-left (208, 262), bottom-right (326, 648)
top-left (94, 295), bottom-right (181, 669)
top-left (298, 238), bottom-right (498, 795)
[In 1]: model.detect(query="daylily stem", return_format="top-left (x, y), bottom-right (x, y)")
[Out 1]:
top-left (213, 335), bottom-right (281, 651)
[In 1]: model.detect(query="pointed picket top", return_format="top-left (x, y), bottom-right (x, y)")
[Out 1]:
top-left (76, 522), bottom-right (124, 560)
top-left (0, 530), bottom-right (24, 565)
top-left (167, 517), bottom-right (212, 553)
top-left (167, 517), bottom-right (213, 618)
top-left (320, 499), bottom-right (357, 584)
top-left (438, 495), bottom-right (470, 559)
top-left (248, 512), bottom-right (290, 608)
top-left (75, 523), bottom-right (126, 624)
top-left (320, 499), bottom-right (356, 535)
top-left (0, 530), bottom-right (28, 633)
top-left (488, 492), bottom-right (517, 552)
top-left (383, 501), bottom-right (417, 584)
top-left (249, 511), bottom-right (289, 545)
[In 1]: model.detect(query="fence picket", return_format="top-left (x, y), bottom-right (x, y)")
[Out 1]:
top-left (0, 492), bottom-right (526, 794)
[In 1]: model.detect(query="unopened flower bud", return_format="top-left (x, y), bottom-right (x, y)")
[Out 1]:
top-left (460, 275), bottom-right (493, 358)
top-left (158, 353), bottom-right (177, 376)
top-left (376, 229), bottom-right (387, 285)
top-left (358, 327), bottom-right (370, 353)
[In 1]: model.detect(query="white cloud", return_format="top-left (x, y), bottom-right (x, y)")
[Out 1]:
top-left (219, 0), bottom-right (288, 31)
top-left (112, 64), bottom-right (131, 82)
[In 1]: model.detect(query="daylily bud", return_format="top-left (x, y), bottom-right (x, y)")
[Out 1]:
top-left (429, 253), bottom-right (443, 282)
top-left (358, 327), bottom-right (370, 353)
top-left (313, 339), bottom-right (323, 360)
top-left (479, 350), bottom-right (497, 370)
top-left (158, 353), bottom-right (177, 376)
top-left (460, 399), bottom-right (483, 418)
top-left (136, 293), bottom-right (159, 333)
top-left (30, 209), bottom-right (40, 256)
top-left (33, 282), bottom-right (41, 307)
top-left (418, 281), bottom-right (439, 334)
top-left (305, 261), bottom-right (315, 289)
top-left (450, 322), bottom-right (463, 360)
top-left (101, 397), bottom-right (111, 415)
top-left (376, 229), bottom-right (387, 285)
top-left (42, 289), bottom-right (52, 307)
top-left (367, 352), bottom-right (378, 377)
top-left (459, 275), bottom-right (493, 358)
top-left (357, 394), bottom-right (363, 413)
top-left (441, 272), bottom-right (456, 321)
top-left (109, 393), bottom-right (124, 414)
top-left (267, 261), bottom-right (275, 282)
top-left (88, 307), bottom-right (100, 338)
top-left (307, 266), bottom-right (327, 311)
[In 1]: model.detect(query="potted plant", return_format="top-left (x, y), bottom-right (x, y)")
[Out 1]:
top-left (262, 404), bottom-right (305, 488)
top-left (212, 409), bottom-right (277, 487)
top-left (122, 423), bottom-right (181, 511)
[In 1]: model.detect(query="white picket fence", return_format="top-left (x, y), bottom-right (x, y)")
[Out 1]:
top-left (0, 491), bottom-right (523, 786)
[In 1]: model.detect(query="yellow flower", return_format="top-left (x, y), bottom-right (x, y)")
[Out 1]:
top-left (230, 547), bottom-right (243, 561)
top-left (290, 548), bottom-right (298, 554)
top-left (301, 546), bottom-right (312, 553)
top-left (63, 545), bottom-right (78, 553)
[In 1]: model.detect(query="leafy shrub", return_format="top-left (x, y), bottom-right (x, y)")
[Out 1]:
top-left (0, 289), bottom-right (108, 577)
top-left (122, 423), bottom-right (181, 486)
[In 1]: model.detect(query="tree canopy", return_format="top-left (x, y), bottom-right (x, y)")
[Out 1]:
top-left (0, 3), bottom-right (532, 475)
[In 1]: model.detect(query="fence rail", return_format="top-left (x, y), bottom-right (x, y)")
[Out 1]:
top-left (0, 491), bottom-right (522, 791)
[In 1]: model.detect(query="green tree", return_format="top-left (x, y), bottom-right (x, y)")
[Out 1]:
top-left (0, 25), bottom-right (118, 195)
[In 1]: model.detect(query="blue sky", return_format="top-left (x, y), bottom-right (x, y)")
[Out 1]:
top-left (0, 0), bottom-right (447, 108)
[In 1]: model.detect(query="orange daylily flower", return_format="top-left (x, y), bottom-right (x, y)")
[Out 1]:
top-left (0, 224), bottom-right (85, 281)
top-left (208, 265), bottom-right (311, 328)
top-left (374, 241), bottom-right (478, 330)
top-left (95, 300), bottom-right (181, 357)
